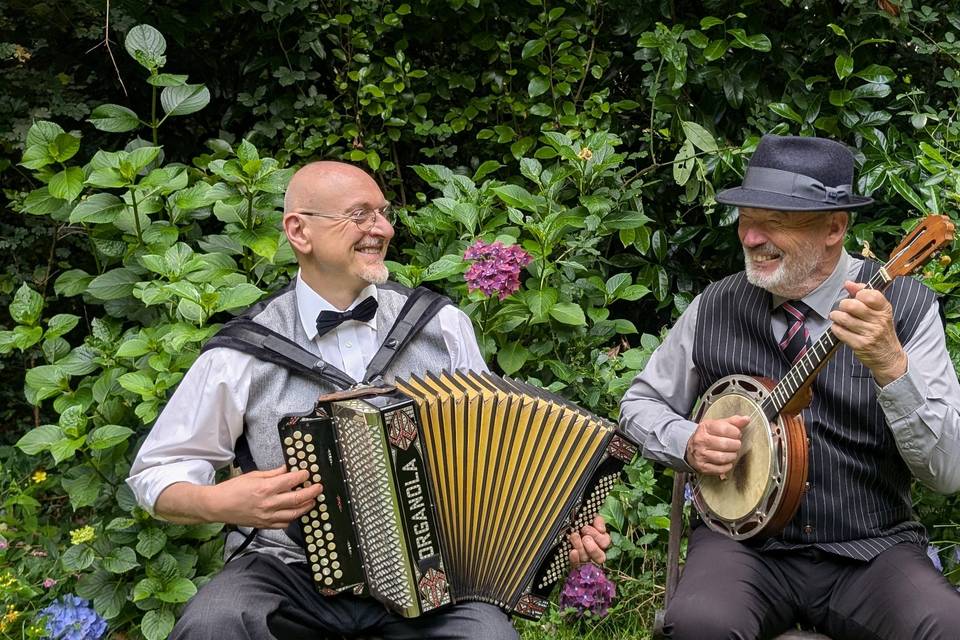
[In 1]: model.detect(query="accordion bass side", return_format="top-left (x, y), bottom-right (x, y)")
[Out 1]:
top-left (278, 369), bottom-right (637, 620)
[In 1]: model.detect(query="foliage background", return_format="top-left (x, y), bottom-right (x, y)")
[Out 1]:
top-left (2, 1), bottom-right (959, 638)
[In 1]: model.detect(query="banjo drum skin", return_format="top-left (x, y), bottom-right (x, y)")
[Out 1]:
top-left (690, 375), bottom-right (808, 540)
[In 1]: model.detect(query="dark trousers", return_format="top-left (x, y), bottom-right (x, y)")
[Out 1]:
top-left (665, 527), bottom-right (960, 640)
top-left (169, 553), bottom-right (518, 640)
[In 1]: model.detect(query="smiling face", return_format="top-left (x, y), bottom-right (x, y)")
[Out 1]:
top-left (283, 162), bottom-right (395, 307)
top-left (737, 207), bottom-right (848, 299)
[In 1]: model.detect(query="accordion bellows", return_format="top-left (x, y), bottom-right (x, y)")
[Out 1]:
top-left (279, 369), bottom-right (636, 620)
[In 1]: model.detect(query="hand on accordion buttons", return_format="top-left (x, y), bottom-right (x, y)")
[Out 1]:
top-left (211, 466), bottom-right (324, 529)
top-left (568, 516), bottom-right (611, 567)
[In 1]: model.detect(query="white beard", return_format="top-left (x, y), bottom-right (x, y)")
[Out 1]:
top-left (744, 240), bottom-right (826, 298)
top-left (358, 262), bottom-right (389, 285)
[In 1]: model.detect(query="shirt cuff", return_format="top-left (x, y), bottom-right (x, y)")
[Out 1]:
top-left (876, 366), bottom-right (926, 423)
top-left (644, 418), bottom-right (699, 472)
top-left (125, 460), bottom-right (216, 517)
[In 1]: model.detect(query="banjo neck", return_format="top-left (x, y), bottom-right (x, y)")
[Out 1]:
top-left (760, 266), bottom-right (892, 423)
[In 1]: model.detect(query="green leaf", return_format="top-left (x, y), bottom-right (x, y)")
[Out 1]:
top-left (421, 255), bottom-right (465, 282)
top-left (27, 120), bottom-right (64, 148)
top-left (137, 528), bottom-right (168, 558)
top-left (605, 273), bottom-right (631, 296)
top-left (133, 577), bottom-right (164, 602)
top-left (89, 104), bottom-right (141, 132)
top-left (13, 326), bottom-right (44, 350)
top-left (768, 102), bottom-right (804, 124)
top-left (15, 424), bottom-right (62, 455)
top-left (77, 570), bottom-right (128, 620)
top-left (87, 425), bottom-right (135, 450)
top-left (855, 64), bottom-right (895, 84)
top-left (528, 76), bottom-right (550, 98)
top-left (146, 73), bottom-right (188, 87)
top-left (50, 436), bottom-right (84, 464)
top-left (156, 577), bottom-right (198, 603)
top-left (834, 53), bottom-right (854, 80)
top-left (125, 24), bottom-right (167, 69)
top-left (672, 140), bottom-right (696, 186)
top-left (62, 466), bottom-right (103, 508)
top-left (20, 144), bottom-right (54, 170)
top-left (141, 609), bottom-right (175, 640)
top-left (550, 302), bottom-right (586, 326)
top-left (87, 268), bottom-right (140, 301)
top-left (10, 282), bottom-right (43, 325)
top-left (887, 172), bottom-right (927, 212)
top-left (492, 184), bottom-right (543, 212)
top-left (128, 146), bottom-right (162, 173)
top-left (161, 84), bottom-right (211, 117)
top-left (521, 39), bottom-right (546, 59)
top-left (496, 342), bottom-right (530, 375)
top-left (526, 288), bottom-right (558, 323)
top-left (850, 82), bottom-right (890, 100)
top-left (24, 365), bottom-right (69, 400)
top-left (703, 39), bottom-right (727, 61)
top-left (728, 29), bottom-right (771, 51)
top-left (55, 269), bottom-right (94, 296)
top-left (45, 314), bottom-right (80, 339)
top-left (101, 546), bottom-right (139, 574)
top-left (50, 133), bottom-right (81, 162)
top-left (681, 121), bottom-right (717, 153)
top-left (216, 283), bottom-right (265, 311)
top-left (620, 284), bottom-right (651, 301)
top-left (119, 371), bottom-right (157, 397)
top-left (49, 167), bottom-right (85, 202)
top-left (22, 187), bottom-right (66, 215)
top-left (62, 544), bottom-right (96, 571)
top-left (70, 193), bottom-right (126, 224)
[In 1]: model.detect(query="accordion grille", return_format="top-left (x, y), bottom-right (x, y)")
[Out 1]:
top-left (395, 370), bottom-right (611, 609)
top-left (333, 401), bottom-right (415, 609)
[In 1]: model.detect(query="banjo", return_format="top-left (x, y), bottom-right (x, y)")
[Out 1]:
top-left (690, 214), bottom-right (955, 540)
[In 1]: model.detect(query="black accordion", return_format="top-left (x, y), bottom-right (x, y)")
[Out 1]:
top-left (278, 369), bottom-right (636, 619)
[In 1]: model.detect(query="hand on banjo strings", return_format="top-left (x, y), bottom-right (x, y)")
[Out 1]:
top-left (830, 281), bottom-right (908, 387)
top-left (568, 515), bottom-right (611, 567)
top-left (209, 466), bottom-right (324, 529)
top-left (685, 415), bottom-right (751, 478)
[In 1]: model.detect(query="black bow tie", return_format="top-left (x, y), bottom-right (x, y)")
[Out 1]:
top-left (315, 296), bottom-right (378, 338)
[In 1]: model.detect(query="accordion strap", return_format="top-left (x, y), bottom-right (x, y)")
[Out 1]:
top-left (362, 287), bottom-right (450, 384)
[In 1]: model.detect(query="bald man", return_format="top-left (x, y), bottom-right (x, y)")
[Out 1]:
top-left (127, 162), bottom-right (605, 639)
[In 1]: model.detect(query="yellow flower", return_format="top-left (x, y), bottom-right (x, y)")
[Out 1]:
top-left (578, 147), bottom-right (593, 161)
top-left (69, 525), bottom-right (96, 545)
top-left (0, 606), bottom-right (19, 633)
top-left (32, 469), bottom-right (47, 483)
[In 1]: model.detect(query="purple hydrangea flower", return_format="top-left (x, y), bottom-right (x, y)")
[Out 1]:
top-left (927, 544), bottom-right (943, 573)
top-left (559, 563), bottom-right (616, 618)
top-left (463, 240), bottom-right (532, 300)
top-left (37, 595), bottom-right (107, 640)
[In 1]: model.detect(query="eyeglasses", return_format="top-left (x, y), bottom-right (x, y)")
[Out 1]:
top-left (293, 204), bottom-right (394, 231)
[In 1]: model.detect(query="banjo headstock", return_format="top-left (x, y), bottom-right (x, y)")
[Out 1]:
top-left (884, 214), bottom-right (955, 278)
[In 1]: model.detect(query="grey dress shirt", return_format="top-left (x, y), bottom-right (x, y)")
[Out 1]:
top-left (620, 250), bottom-right (960, 494)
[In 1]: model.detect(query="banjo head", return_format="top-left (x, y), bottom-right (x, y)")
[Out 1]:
top-left (690, 375), bottom-right (794, 540)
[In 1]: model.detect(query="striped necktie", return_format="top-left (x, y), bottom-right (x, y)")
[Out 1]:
top-left (779, 300), bottom-right (811, 365)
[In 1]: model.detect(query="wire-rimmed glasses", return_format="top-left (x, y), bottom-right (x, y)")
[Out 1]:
top-left (292, 204), bottom-right (393, 232)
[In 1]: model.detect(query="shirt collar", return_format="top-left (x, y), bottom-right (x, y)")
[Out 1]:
top-left (771, 249), bottom-right (850, 320)
top-left (296, 272), bottom-right (379, 340)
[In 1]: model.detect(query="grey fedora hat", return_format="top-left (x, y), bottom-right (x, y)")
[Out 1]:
top-left (716, 134), bottom-right (873, 211)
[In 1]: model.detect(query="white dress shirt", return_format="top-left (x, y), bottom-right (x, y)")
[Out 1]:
top-left (127, 274), bottom-right (487, 514)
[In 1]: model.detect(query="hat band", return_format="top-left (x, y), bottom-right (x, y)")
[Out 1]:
top-left (742, 167), bottom-right (852, 205)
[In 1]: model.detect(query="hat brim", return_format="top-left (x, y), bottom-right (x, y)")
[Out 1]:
top-left (715, 187), bottom-right (873, 212)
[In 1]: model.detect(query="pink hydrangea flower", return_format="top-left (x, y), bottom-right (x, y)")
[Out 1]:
top-left (463, 240), bottom-right (532, 300)
top-left (559, 563), bottom-right (616, 618)
top-left (43, 578), bottom-right (57, 589)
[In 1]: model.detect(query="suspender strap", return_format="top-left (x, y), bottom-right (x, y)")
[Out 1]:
top-left (363, 288), bottom-right (451, 384)
top-left (202, 320), bottom-right (357, 389)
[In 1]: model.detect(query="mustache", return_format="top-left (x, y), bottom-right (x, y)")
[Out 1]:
top-left (744, 242), bottom-right (783, 258)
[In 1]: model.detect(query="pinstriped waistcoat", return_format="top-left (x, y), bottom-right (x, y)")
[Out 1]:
top-left (692, 261), bottom-right (935, 560)
top-left (225, 281), bottom-right (453, 564)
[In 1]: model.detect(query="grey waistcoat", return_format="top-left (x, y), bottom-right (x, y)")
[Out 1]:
top-left (692, 262), bottom-right (935, 560)
top-left (225, 281), bottom-right (453, 564)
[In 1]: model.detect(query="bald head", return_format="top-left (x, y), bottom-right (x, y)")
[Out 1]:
top-left (283, 161), bottom-right (382, 214)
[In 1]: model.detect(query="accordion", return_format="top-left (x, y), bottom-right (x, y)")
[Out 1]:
top-left (278, 369), bottom-right (637, 619)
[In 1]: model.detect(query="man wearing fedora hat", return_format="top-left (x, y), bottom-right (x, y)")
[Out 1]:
top-left (621, 134), bottom-right (960, 639)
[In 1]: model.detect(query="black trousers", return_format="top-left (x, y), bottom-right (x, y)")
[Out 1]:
top-left (665, 527), bottom-right (960, 640)
top-left (169, 553), bottom-right (518, 640)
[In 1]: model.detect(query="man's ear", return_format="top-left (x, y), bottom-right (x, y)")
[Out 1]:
top-left (825, 211), bottom-right (849, 248)
top-left (283, 213), bottom-right (311, 255)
